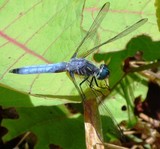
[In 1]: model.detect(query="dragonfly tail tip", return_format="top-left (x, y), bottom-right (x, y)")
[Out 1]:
top-left (9, 68), bottom-right (19, 74)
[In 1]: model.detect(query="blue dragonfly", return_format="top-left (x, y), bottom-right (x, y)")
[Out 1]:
top-left (10, 3), bottom-right (147, 100)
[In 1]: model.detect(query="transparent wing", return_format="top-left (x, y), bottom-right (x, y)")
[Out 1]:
top-left (83, 78), bottom-right (125, 141)
top-left (71, 2), bottom-right (110, 58)
top-left (82, 18), bottom-right (148, 58)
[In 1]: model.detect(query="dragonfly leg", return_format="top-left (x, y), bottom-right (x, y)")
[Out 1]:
top-left (89, 76), bottom-right (96, 88)
top-left (79, 76), bottom-right (89, 100)
top-left (90, 76), bottom-right (110, 90)
top-left (69, 71), bottom-right (86, 100)
top-left (88, 77), bottom-right (105, 97)
top-left (88, 76), bottom-right (111, 97)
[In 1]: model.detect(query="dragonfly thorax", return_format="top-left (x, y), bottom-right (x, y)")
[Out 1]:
top-left (68, 58), bottom-right (100, 77)
top-left (96, 64), bottom-right (110, 80)
top-left (67, 58), bottom-right (109, 80)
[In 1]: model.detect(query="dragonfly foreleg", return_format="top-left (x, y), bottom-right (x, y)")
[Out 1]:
top-left (88, 77), bottom-right (105, 97)
top-left (90, 76), bottom-right (109, 89)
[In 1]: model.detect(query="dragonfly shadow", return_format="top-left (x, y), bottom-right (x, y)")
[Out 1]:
top-left (31, 93), bottom-right (82, 102)
top-left (32, 85), bottom-right (110, 103)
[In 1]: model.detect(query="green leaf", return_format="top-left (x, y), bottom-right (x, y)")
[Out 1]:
top-left (0, 0), bottom-right (157, 104)
top-left (0, 0), bottom-right (84, 104)
top-left (2, 106), bottom-right (85, 149)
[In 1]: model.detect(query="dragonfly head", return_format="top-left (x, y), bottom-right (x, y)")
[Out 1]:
top-left (97, 64), bottom-right (110, 80)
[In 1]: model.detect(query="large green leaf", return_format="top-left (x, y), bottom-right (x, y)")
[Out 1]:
top-left (0, 0), bottom-right (84, 105)
top-left (2, 106), bottom-right (85, 149)
top-left (0, 0), bottom-right (158, 105)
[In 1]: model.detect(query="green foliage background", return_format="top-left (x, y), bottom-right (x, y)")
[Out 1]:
top-left (0, 0), bottom-right (159, 148)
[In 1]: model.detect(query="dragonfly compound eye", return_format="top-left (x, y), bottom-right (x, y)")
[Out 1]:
top-left (97, 64), bottom-right (110, 80)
